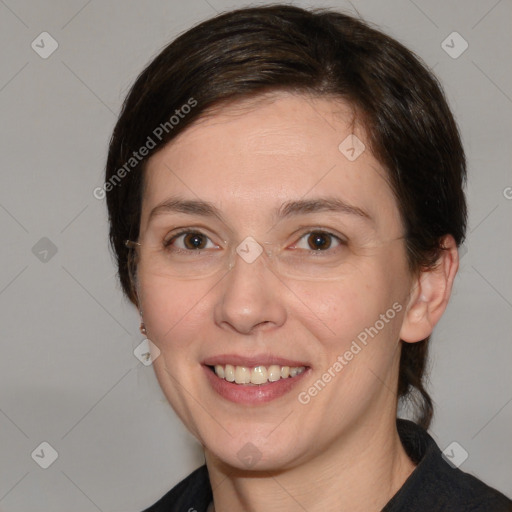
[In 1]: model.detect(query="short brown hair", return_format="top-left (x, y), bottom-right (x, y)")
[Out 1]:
top-left (105, 5), bottom-right (467, 428)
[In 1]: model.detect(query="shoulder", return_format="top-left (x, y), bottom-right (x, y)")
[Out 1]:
top-left (141, 465), bottom-right (212, 512)
top-left (384, 420), bottom-right (512, 511)
top-left (415, 450), bottom-right (512, 511)
top-left (444, 470), bottom-right (512, 511)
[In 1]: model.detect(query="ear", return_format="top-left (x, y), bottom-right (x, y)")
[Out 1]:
top-left (400, 235), bottom-right (460, 343)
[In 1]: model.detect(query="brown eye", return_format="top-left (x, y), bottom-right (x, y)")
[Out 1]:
top-left (307, 232), bottom-right (333, 250)
top-left (182, 232), bottom-right (208, 250)
top-left (164, 231), bottom-right (216, 251)
top-left (291, 230), bottom-right (345, 253)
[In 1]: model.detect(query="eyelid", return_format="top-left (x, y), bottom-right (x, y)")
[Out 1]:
top-left (163, 229), bottom-right (221, 250)
top-left (162, 227), bottom-right (347, 251)
top-left (288, 229), bottom-right (347, 251)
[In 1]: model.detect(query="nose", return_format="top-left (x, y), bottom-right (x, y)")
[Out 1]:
top-left (214, 250), bottom-right (287, 335)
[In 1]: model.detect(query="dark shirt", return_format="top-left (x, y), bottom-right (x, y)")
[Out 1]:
top-left (142, 419), bottom-right (512, 511)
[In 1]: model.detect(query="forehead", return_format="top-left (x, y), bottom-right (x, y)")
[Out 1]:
top-left (141, 92), bottom-right (401, 233)
top-left (167, 91), bottom-right (361, 158)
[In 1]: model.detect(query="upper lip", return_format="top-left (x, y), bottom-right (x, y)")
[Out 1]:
top-left (202, 354), bottom-right (310, 368)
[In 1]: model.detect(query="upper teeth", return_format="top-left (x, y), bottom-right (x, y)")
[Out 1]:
top-left (214, 364), bottom-right (306, 385)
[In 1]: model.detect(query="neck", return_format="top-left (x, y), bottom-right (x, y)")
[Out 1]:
top-left (205, 417), bottom-right (415, 512)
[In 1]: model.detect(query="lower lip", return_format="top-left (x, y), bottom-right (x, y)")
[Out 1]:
top-left (203, 365), bottom-right (310, 405)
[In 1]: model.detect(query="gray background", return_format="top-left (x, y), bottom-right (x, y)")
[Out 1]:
top-left (0, 0), bottom-right (511, 510)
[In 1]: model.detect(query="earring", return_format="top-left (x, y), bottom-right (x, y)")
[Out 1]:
top-left (139, 310), bottom-right (147, 336)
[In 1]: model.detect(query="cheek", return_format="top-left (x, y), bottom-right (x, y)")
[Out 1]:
top-left (289, 268), bottom-right (407, 377)
top-left (137, 273), bottom-right (210, 347)
top-left (289, 276), bottom-right (393, 341)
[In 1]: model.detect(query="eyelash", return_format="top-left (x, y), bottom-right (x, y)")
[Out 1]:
top-left (162, 229), bottom-right (347, 254)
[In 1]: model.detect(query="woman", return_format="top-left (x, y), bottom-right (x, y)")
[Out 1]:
top-left (105, 5), bottom-right (512, 511)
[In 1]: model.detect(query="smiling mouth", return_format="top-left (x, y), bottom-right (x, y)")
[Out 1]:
top-left (209, 364), bottom-right (307, 385)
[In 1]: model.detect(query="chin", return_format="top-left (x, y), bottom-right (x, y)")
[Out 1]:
top-left (204, 430), bottom-right (307, 473)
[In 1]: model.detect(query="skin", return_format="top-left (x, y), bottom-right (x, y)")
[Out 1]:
top-left (135, 92), bottom-right (459, 512)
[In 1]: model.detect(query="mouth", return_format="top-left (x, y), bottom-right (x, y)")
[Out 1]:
top-left (202, 356), bottom-right (311, 405)
top-left (208, 364), bottom-right (306, 385)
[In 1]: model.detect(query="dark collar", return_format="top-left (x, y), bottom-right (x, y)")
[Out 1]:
top-left (143, 419), bottom-right (511, 511)
top-left (384, 419), bottom-right (511, 511)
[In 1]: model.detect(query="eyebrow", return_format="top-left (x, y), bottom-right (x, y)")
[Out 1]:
top-left (148, 197), bottom-right (226, 224)
top-left (147, 196), bottom-right (373, 225)
top-left (277, 197), bottom-right (372, 222)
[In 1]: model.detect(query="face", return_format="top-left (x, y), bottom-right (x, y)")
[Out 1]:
top-left (136, 92), bottom-right (415, 471)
